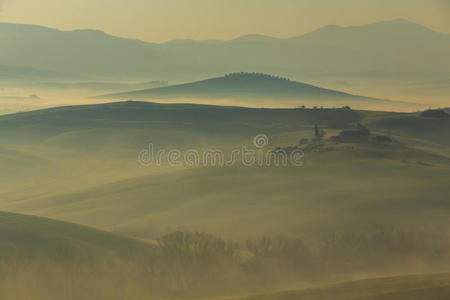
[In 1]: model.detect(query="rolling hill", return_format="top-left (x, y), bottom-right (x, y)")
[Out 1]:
top-left (0, 211), bottom-right (165, 300)
top-left (97, 73), bottom-right (370, 100)
top-left (219, 273), bottom-right (450, 300)
top-left (0, 101), bottom-right (449, 241)
top-left (0, 210), bottom-right (149, 259)
top-left (0, 100), bottom-right (361, 146)
top-left (1, 211), bottom-right (449, 300)
top-left (96, 73), bottom-right (418, 111)
top-left (0, 102), bottom-right (449, 298)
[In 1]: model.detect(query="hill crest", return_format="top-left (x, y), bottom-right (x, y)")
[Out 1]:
top-left (97, 73), bottom-right (365, 101)
top-left (1, 19), bottom-right (449, 81)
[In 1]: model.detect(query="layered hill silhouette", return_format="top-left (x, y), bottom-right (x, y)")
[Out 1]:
top-left (96, 73), bottom-right (416, 110)
top-left (97, 73), bottom-right (364, 99)
top-left (1, 19), bottom-right (449, 80)
top-left (1, 101), bottom-right (449, 239)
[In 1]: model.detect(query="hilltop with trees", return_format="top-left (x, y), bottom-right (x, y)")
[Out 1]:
top-left (95, 73), bottom-right (413, 110)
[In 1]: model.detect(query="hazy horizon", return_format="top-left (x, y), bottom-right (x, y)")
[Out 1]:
top-left (1, 0), bottom-right (450, 42)
top-left (1, 2), bottom-right (450, 299)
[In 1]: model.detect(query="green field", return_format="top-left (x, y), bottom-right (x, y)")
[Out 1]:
top-left (0, 101), bottom-right (448, 239)
top-left (216, 273), bottom-right (450, 300)
top-left (0, 101), bottom-right (449, 299)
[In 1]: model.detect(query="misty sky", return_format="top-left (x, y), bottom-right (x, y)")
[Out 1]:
top-left (1, 0), bottom-right (449, 42)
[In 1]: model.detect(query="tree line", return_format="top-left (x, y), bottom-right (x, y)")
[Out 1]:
top-left (225, 72), bottom-right (291, 81)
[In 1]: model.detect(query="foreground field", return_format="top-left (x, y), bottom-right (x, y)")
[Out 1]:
top-left (1, 211), bottom-right (449, 300)
top-left (218, 273), bottom-right (450, 300)
top-left (0, 102), bottom-right (448, 240)
top-left (0, 101), bottom-right (449, 298)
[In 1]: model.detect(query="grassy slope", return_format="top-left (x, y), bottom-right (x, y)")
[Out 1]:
top-left (0, 101), bottom-right (361, 153)
top-left (5, 147), bottom-right (448, 240)
top-left (0, 212), bottom-right (449, 300)
top-left (0, 102), bottom-right (449, 298)
top-left (0, 102), bottom-right (448, 240)
top-left (216, 273), bottom-right (450, 300)
top-left (0, 211), bottom-right (149, 259)
top-left (0, 211), bottom-right (165, 300)
top-left (359, 110), bottom-right (450, 158)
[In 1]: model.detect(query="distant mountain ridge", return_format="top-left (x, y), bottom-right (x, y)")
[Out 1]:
top-left (1, 19), bottom-right (449, 81)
